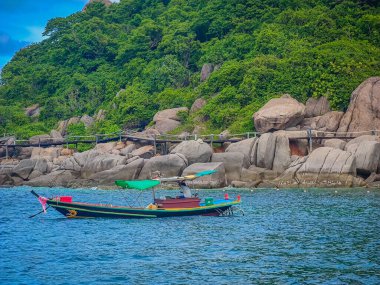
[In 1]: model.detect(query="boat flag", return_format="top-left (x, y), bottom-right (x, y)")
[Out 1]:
top-left (38, 196), bottom-right (48, 213)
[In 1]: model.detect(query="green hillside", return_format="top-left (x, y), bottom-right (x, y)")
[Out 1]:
top-left (0, 0), bottom-right (379, 138)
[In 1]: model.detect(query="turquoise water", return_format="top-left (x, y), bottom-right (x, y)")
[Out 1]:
top-left (0, 187), bottom-right (379, 284)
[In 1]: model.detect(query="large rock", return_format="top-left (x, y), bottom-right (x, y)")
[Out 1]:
top-left (301, 111), bottom-right (344, 132)
top-left (16, 147), bottom-right (33, 160)
top-left (95, 109), bottom-right (106, 121)
top-left (272, 133), bottom-right (292, 172)
top-left (190, 98), bottom-right (206, 113)
top-left (83, 0), bottom-right (112, 11)
top-left (347, 141), bottom-right (380, 176)
top-left (131, 145), bottom-right (155, 159)
top-left (153, 107), bottom-right (188, 122)
top-left (273, 130), bottom-right (311, 156)
top-left (81, 153), bottom-right (127, 178)
top-left (338, 77), bottom-right (380, 133)
top-left (211, 152), bottom-right (245, 184)
top-left (181, 162), bottom-right (226, 188)
top-left (11, 158), bottom-right (50, 180)
top-left (200, 64), bottom-right (214, 81)
top-left (73, 150), bottom-right (102, 167)
top-left (274, 156), bottom-right (308, 187)
top-left (60, 148), bottom-right (74, 156)
top-left (56, 120), bottom-right (68, 136)
top-left (56, 116), bottom-right (82, 135)
top-left (50, 130), bottom-right (64, 143)
top-left (90, 158), bottom-right (144, 183)
top-left (241, 166), bottom-right (279, 183)
top-left (138, 128), bottom-right (161, 138)
top-left (94, 142), bottom-right (117, 154)
top-left (0, 163), bottom-right (16, 185)
top-left (28, 159), bottom-right (52, 180)
top-left (24, 104), bottom-right (40, 117)
top-left (253, 94), bottom-right (305, 133)
top-left (240, 168), bottom-right (262, 183)
top-left (248, 166), bottom-right (280, 180)
top-left (225, 138), bottom-right (257, 167)
top-left (276, 147), bottom-right (364, 187)
top-left (31, 147), bottom-right (61, 161)
top-left (0, 173), bottom-right (13, 185)
top-left (25, 170), bottom-right (79, 187)
top-left (120, 144), bottom-right (137, 156)
top-left (152, 107), bottom-right (188, 134)
top-left (344, 135), bottom-right (380, 151)
top-left (80, 114), bottom-right (94, 128)
top-left (171, 139), bottom-right (212, 165)
top-left (255, 133), bottom-right (277, 169)
top-left (305, 96), bottom-right (330, 118)
top-left (59, 156), bottom-right (82, 172)
top-left (0, 136), bottom-right (15, 145)
top-left (192, 125), bottom-right (206, 135)
top-left (324, 139), bottom-right (346, 150)
top-left (11, 159), bottom-right (37, 179)
top-left (29, 135), bottom-right (53, 145)
top-left (154, 119), bottom-right (181, 134)
top-left (0, 136), bottom-right (16, 157)
top-left (138, 154), bottom-right (188, 179)
top-left (67, 116), bottom-right (81, 126)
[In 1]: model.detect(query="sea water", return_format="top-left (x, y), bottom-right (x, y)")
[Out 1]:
top-left (0, 187), bottom-right (379, 284)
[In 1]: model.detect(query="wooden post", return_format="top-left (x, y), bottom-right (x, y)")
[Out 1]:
top-left (307, 128), bottom-right (313, 153)
top-left (5, 145), bottom-right (8, 160)
top-left (153, 134), bottom-right (157, 155)
top-left (210, 134), bottom-right (213, 148)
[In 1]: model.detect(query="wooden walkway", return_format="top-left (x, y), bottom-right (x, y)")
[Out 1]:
top-left (0, 133), bottom-right (249, 148)
top-left (0, 131), bottom-right (255, 158)
top-left (1, 129), bottom-right (379, 159)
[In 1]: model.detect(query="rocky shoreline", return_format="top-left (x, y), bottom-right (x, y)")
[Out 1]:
top-left (1, 77), bottom-right (380, 189)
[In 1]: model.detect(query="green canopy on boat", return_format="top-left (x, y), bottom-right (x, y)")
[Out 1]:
top-left (115, 170), bottom-right (218, 190)
top-left (115, 179), bottom-right (161, 190)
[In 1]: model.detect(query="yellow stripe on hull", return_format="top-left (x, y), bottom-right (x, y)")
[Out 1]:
top-left (52, 204), bottom-right (158, 218)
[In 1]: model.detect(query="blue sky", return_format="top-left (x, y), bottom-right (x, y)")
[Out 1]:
top-left (0, 0), bottom-right (118, 71)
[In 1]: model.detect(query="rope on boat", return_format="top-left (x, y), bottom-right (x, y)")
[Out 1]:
top-left (216, 207), bottom-right (235, 217)
top-left (233, 206), bottom-right (245, 216)
top-left (28, 205), bottom-right (50, 218)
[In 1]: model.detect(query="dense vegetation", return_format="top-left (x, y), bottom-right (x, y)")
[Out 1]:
top-left (0, 0), bottom-right (379, 138)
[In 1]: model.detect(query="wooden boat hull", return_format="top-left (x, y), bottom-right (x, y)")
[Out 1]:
top-left (46, 199), bottom-right (240, 219)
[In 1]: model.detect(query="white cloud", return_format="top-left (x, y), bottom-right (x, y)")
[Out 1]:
top-left (25, 26), bottom-right (46, 43)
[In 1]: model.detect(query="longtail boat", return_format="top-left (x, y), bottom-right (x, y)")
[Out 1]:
top-left (30, 170), bottom-right (241, 219)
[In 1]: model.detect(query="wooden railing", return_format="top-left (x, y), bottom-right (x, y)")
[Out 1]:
top-left (1, 129), bottom-right (380, 159)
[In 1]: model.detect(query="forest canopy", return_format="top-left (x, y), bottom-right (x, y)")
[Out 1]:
top-left (0, 0), bottom-right (379, 138)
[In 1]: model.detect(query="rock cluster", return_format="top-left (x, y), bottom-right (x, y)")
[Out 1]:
top-left (1, 77), bottom-right (380, 189)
